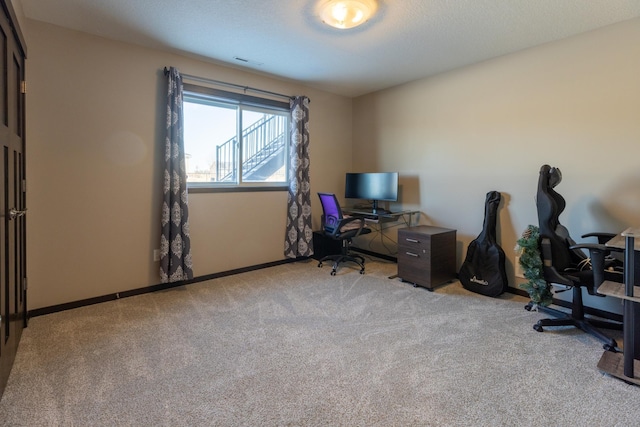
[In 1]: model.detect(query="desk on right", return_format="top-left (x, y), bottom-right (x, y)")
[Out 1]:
top-left (597, 227), bottom-right (640, 385)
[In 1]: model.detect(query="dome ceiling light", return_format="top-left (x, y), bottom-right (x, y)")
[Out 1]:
top-left (318, 0), bottom-right (378, 30)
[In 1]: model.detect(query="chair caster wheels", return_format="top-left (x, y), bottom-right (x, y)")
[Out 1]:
top-left (359, 269), bottom-right (365, 275)
top-left (330, 270), bottom-right (336, 276)
top-left (318, 262), bottom-right (323, 268)
top-left (533, 324), bottom-right (544, 332)
top-left (524, 302), bottom-right (533, 311)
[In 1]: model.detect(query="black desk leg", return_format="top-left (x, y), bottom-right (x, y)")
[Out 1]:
top-left (624, 235), bottom-right (636, 378)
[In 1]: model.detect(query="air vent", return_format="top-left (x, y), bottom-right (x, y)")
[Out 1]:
top-left (233, 56), bottom-right (264, 66)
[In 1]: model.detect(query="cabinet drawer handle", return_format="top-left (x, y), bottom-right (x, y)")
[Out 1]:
top-left (405, 252), bottom-right (419, 257)
top-left (405, 238), bottom-right (419, 243)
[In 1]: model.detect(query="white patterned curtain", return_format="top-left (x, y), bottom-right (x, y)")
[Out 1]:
top-left (160, 67), bottom-right (194, 282)
top-left (284, 96), bottom-right (313, 258)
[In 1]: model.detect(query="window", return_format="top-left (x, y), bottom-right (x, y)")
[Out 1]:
top-left (183, 83), bottom-right (290, 190)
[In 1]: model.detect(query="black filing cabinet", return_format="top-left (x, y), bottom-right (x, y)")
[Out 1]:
top-left (397, 225), bottom-right (457, 290)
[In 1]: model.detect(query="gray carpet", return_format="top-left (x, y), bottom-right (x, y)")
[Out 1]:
top-left (0, 258), bottom-right (638, 426)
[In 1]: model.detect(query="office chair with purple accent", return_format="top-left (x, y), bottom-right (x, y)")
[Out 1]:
top-left (317, 192), bottom-right (372, 275)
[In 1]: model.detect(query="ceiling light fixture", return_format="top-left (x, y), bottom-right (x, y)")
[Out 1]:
top-left (318, 0), bottom-right (378, 30)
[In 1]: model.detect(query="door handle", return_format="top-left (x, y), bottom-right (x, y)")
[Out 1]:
top-left (8, 208), bottom-right (27, 220)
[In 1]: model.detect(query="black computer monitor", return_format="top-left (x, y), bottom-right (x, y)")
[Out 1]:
top-left (345, 172), bottom-right (398, 214)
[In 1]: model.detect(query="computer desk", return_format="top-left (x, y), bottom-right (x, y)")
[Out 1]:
top-left (342, 208), bottom-right (420, 258)
top-left (597, 227), bottom-right (640, 385)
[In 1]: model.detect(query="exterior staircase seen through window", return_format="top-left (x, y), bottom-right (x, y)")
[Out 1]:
top-left (216, 114), bottom-right (287, 182)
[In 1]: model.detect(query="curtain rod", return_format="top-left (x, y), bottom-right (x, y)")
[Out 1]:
top-left (163, 67), bottom-right (297, 101)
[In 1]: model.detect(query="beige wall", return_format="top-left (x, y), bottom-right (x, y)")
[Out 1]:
top-left (24, 19), bottom-right (352, 310)
top-left (22, 14), bottom-right (640, 315)
top-left (353, 18), bottom-right (640, 313)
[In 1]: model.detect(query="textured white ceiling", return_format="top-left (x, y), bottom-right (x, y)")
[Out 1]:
top-left (17, 0), bottom-right (640, 97)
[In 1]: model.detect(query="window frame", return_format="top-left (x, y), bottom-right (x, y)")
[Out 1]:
top-left (182, 83), bottom-right (291, 193)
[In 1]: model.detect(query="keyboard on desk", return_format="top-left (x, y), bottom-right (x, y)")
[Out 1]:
top-left (344, 208), bottom-right (403, 222)
top-left (347, 212), bottom-right (383, 220)
top-left (351, 212), bottom-right (393, 222)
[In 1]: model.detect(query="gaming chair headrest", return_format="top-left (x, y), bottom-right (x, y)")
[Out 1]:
top-left (539, 164), bottom-right (562, 189)
top-left (548, 166), bottom-right (562, 188)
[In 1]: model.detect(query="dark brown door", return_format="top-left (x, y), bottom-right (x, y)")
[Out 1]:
top-left (0, 0), bottom-right (26, 397)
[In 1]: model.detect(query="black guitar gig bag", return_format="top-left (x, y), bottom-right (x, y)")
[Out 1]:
top-left (458, 191), bottom-right (508, 297)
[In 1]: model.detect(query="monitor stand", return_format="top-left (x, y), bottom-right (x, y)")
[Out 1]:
top-left (371, 200), bottom-right (391, 215)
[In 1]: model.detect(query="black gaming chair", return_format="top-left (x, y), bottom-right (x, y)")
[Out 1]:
top-left (527, 164), bottom-right (623, 351)
top-left (317, 192), bottom-right (372, 275)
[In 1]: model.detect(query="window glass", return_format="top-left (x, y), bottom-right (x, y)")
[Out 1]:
top-left (241, 109), bottom-right (288, 183)
top-left (183, 86), bottom-right (289, 189)
top-left (184, 100), bottom-right (237, 184)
